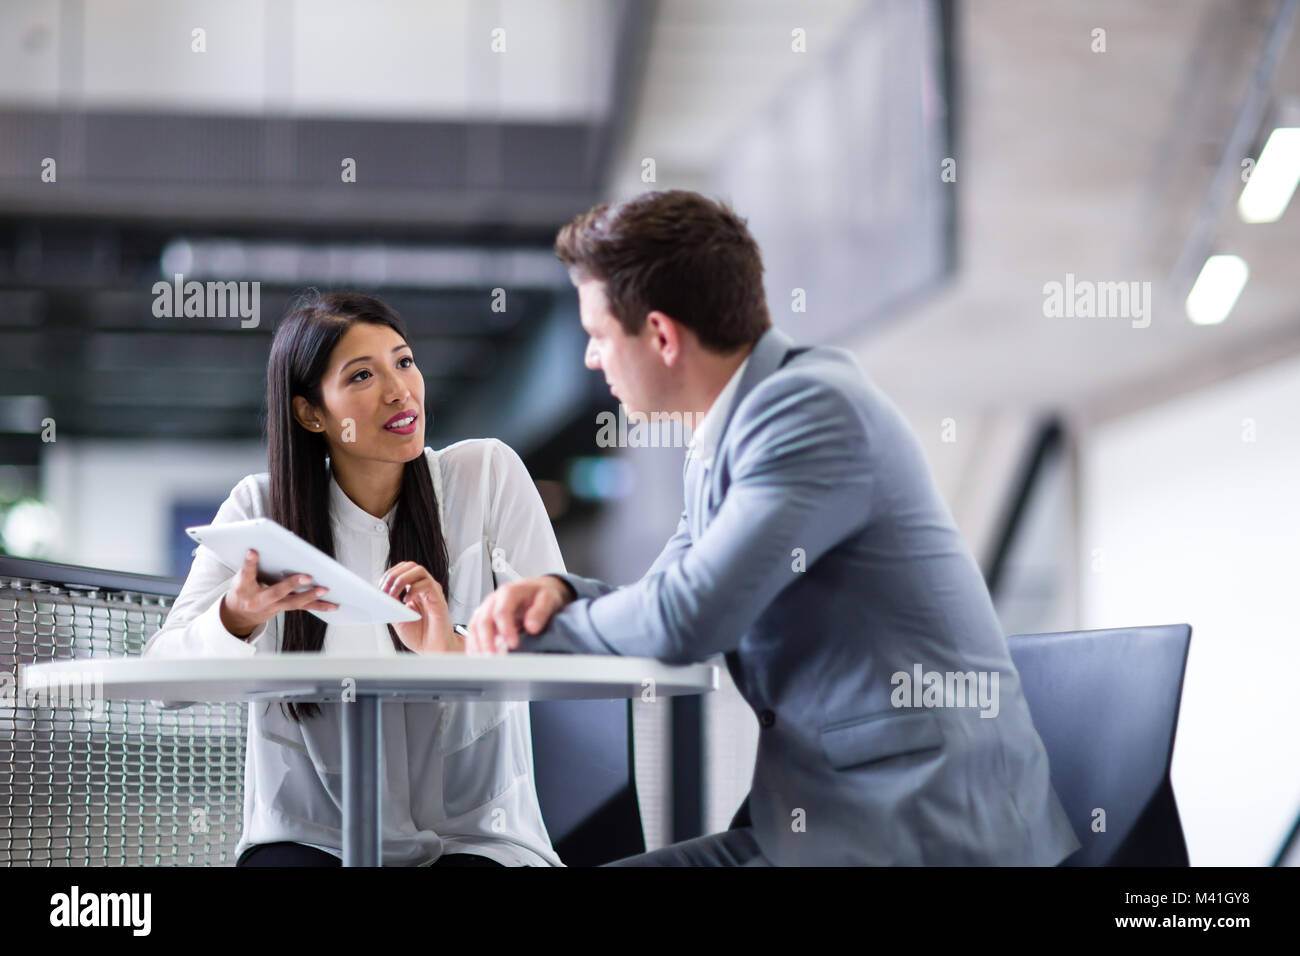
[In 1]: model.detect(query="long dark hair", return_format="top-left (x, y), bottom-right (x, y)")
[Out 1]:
top-left (264, 290), bottom-right (450, 722)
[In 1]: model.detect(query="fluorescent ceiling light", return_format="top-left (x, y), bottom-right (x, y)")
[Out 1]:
top-left (1185, 255), bottom-right (1248, 325)
top-left (1238, 127), bottom-right (1300, 223)
top-left (160, 240), bottom-right (568, 289)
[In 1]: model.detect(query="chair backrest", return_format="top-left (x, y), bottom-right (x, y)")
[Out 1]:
top-left (527, 698), bottom-right (645, 866)
top-left (1006, 624), bottom-right (1192, 866)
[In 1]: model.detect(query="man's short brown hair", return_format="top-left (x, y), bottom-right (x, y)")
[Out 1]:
top-left (554, 189), bottom-right (772, 352)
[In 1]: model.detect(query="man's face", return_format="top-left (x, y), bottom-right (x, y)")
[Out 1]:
top-left (577, 279), bottom-right (670, 416)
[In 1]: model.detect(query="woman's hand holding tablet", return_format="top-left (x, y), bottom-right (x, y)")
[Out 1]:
top-left (220, 548), bottom-right (339, 639)
top-left (187, 517), bottom-right (421, 626)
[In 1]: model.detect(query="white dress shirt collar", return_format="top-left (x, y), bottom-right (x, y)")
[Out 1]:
top-left (687, 355), bottom-right (751, 468)
top-left (328, 461), bottom-right (398, 536)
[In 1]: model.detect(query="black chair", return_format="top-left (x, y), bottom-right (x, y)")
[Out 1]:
top-left (528, 698), bottom-right (645, 866)
top-left (1007, 624), bottom-right (1192, 866)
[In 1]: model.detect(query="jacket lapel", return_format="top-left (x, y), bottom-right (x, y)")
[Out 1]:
top-left (697, 326), bottom-right (798, 523)
top-left (715, 326), bottom-right (798, 453)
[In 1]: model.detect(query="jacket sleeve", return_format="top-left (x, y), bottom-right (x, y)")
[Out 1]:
top-left (141, 477), bottom-right (279, 705)
top-left (644, 509), bottom-right (693, 578)
top-left (524, 375), bottom-right (874, 662)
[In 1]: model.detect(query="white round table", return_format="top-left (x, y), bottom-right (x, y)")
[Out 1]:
top-left (21, 655), bottom-right (718, 866)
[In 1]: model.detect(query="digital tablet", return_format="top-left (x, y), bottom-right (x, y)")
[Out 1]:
top-left (186, 517), bottom-right (420, 625)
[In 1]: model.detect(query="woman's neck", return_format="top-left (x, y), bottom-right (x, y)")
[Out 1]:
top-left (330, 454), bottom-right (404, 520)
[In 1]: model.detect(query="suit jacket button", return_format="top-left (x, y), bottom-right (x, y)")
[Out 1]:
top-left (759, 709), bottom-right (775, 728)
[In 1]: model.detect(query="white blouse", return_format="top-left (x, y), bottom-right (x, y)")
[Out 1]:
top-left (141, 439), bottom-right (566, 866)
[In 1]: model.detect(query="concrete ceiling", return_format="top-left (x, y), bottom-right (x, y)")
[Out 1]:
top-left (845, 0), bottom-right (1300, 426)
top-left (2, 0), bottom-right (1296, 457)
top-left (0, 0), bottom-right (645, 445)
top-left (607, 0), bottom-right (867, 197)
top-left (605, 0), bottom-right (1300, 428)
top-left (0, 0), bottom-right (617, 121)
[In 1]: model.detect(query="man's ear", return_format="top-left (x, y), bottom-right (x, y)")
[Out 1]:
top-left (646, 310), bottom-right (684, 367)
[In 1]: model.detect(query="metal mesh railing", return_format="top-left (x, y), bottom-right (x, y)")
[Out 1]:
top-left (0, 560), bottom-right (246, 866)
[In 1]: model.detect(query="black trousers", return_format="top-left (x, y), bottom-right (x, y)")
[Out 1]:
top-left (236, 842), bottom-right (504, 867)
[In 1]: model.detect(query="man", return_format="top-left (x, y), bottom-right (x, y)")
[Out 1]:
top-left (467, 189), bottom-right (1081, 867)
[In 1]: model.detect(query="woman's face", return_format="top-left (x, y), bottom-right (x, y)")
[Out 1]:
top-left (292, 321), bottom-right (426, 465)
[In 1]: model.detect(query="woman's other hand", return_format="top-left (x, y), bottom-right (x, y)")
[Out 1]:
top-left (381, 560), bottom-right (461, 654)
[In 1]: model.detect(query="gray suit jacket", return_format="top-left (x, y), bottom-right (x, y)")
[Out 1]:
top-left (528, 325), bottom-right (1082, 865)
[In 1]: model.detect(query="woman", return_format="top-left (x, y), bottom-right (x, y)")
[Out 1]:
top-left (143, 290), bottom-right (565, 867)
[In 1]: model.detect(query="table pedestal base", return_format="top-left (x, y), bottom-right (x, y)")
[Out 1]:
top-left (341, 695), bottom-right (382, 867)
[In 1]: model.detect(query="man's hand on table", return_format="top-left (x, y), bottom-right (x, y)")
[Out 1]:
top-left (465, 575), bottom-right (576, 655)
